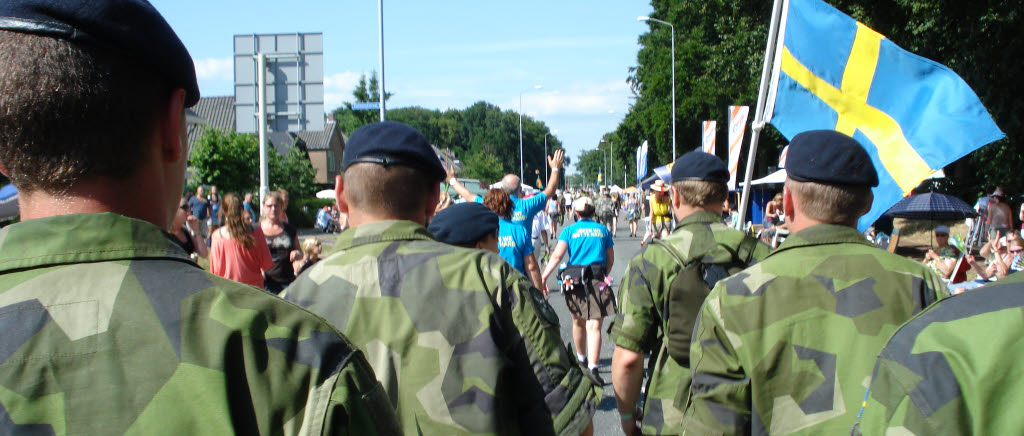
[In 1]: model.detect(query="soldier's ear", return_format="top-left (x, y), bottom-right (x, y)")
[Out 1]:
top-left (783, 186), bottom-right (796, 218)
top-left (335, 175), bottom-right (349, 214)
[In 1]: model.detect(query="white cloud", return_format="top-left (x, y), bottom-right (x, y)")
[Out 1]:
top-left (323, 71), bottom-right (363, 110)
top-left (519, 80), bottom-right (632, 116)
top-left (194, 57), bottom-right (233, 81)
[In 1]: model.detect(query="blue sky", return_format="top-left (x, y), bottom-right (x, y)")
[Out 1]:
top-left (149, 0), bottom-right (653, 173)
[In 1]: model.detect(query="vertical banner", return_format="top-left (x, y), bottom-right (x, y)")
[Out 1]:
top-left (701, 121), bottom-right (717, 155)
top-left (636, 140), bottom-right (649, 182)
top-left (778, 145), bottom-right (789, 169)
top-left (727, 106), bottom-right (749, 190)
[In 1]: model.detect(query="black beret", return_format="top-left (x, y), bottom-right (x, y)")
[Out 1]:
top-left (0, 0), bottom-right (200, 107)
top-left (428, 202), bottom-right (499, 246)
top-left (343, 121), bottom-right (446, 182)
top-left (671, 151), bottom-right (729, 183)
top-left (786, 130), bottom-right (879, 187)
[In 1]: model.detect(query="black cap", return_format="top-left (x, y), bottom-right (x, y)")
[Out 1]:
top-left (671, 151), bottom-right (729, 183)
top-left (0, 0), bottom-right (200, 107)
top-left (428, 202), bottom-right (499, 246)
top-left (786, 130), bottom-right (879, 187)
top-left (343, 121), bottom-right (446, 182)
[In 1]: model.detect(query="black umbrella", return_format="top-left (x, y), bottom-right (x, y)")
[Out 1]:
top-left (884, 192), bottom-right (978, 220)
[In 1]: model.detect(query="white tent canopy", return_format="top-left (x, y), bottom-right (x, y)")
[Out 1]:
top-left (739, 169), bottom-right (787, 188)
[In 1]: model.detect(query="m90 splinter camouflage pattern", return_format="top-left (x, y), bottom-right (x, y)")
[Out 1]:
top-left (855, 273), bottom-right (1024, 435)
top-left (682, 224), bottom-right (948, 435)
top-left (284, 220), bottom-right (600, 435)
top-left (0, 213), bottom-right (399, 435)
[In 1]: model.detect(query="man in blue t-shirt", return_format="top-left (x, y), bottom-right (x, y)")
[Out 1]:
top-left (187, 185), bottom-right (211, 240)
top-left (448, 149), bottom-right (565, 229)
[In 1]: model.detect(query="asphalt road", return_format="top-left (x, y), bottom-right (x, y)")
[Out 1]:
top-left (541, 212), bottom-right (643, 436)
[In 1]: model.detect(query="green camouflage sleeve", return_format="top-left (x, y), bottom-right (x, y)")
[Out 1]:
top-left (325, 351), bottom-right (404, 435)
top-left (856, 278), bottom-right (1024, 436)
top-left (681, 286), bottom-right (751, 435)
top-left (504, 269), bottom-right (602, 435)
top-left (609, 248), bottom-right (665, 353)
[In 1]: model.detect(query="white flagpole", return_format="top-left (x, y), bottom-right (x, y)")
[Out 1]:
top-left (736, 0), bottom-right (787, 230)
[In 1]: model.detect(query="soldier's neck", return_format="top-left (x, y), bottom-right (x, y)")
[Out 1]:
top-left (17, 174), bottom-right (173, 230)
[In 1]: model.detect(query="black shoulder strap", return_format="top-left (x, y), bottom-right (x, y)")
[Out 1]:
top-left (735, 234), bottom-right (759, 266)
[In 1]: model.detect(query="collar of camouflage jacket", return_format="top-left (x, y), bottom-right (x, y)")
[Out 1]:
top-left (769, 224), bottom-right (872, 258)
top-left (0, 213), bottom-right (195, 273)
top-left (334, 219), bottom-right (435, 251)
top-left (674, 210), bottom-right (723, 228)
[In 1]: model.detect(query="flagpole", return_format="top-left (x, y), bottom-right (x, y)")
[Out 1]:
top-left (736, 0), bottom-right (786, 230)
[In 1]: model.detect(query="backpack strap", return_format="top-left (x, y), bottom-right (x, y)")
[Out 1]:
top-left (735, 234), bottom-right (759, 266)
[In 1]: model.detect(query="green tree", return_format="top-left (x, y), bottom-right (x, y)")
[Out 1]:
top-left (269, 141), bottom-right (318, 200)
top-left (333, 71), bottom-right (392, 135)
top-left (188, 128), bottom-right (259, 195)
top-left (189, 128), bottom-right (317, 200)
top-left (460, 148), bottom-right (505, 184)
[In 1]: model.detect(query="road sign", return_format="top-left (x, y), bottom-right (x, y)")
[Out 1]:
top-left (234, 33), bottom-right (325, 133)
top-left (351, 101), bottom-right (381, 111)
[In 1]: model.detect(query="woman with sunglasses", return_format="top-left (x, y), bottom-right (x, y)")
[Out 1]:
top-left (261, 191), bottom-right (301, 294)
top-left (923, 225), bottom-right (960, 278)
top-left (169, 200), bottom-right (208, 260)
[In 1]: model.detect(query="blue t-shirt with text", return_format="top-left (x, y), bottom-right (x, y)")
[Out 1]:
top-left (497, 218), bottom-right (533, 275)
top-left (475, 193), bottom-right (547, 227)
top-left (559, 218), bottom-right (613, 266)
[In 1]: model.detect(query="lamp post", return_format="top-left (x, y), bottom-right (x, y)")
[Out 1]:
top-left (638, 16), bottom-right (676, 161)
top-left (519, 84), bottom-right (543, 181)
top-left (601, 138), bottom-right (613, 188)
top-left (544, 129), bottom-right (559, 182)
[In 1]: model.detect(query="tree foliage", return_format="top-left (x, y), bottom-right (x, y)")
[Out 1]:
top-left (617, 0), bottom-right (1020, 201)
top-left (333, 88), bottom-right (562, 186)
top-left (188, 128), bottom-right (318, 199)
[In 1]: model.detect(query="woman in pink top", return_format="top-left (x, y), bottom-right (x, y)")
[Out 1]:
top-left (210, 193), bottom-right (273, 288)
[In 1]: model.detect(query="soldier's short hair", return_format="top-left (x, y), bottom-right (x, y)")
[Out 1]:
top-left (786, 178), bottom-right (872, 226)
top-left (344, 163), bottom-right (436, 219)
top-left (0, 31), bottom-right (171, 194)
top-left (671, 180), bottom-right (728, 208)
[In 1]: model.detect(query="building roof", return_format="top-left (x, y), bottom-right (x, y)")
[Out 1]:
top-left (186, 96), bottom-right (236, 145)
top-left (296, 119), bottom-right (338, 151)
top-left (268, 131), bottom-right (307, 156)
top-left (188, 95), bottom-right (338, 156)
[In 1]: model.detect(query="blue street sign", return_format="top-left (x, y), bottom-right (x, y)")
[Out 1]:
top-left (351, 101), bottom-right (381, 110)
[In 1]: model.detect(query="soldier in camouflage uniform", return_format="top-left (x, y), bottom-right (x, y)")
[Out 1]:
top-left (855, 273), bottom-right (1024, 435)
top-left (681, 130), bottom-right (949, 435)
top-left (0, 1), bottom-right (399, 434)
top-left (610, 152), bottom-right (771, 435)
top-left (283, 121), bottom-right (599, 436)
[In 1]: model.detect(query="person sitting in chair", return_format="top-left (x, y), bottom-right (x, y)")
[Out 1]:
top-left (923, 225), bottom-right (960, 278)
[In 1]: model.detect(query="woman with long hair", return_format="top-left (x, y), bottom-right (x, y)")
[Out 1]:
top-left (261, 191), bottom-right (301, 294)
top-left (210, 193), bottom-right (273, 288)
top-left (482, 189), bottom-right (544, 291)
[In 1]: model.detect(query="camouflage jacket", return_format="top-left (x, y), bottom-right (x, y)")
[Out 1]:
top-left (610, 210), bottom-right (771, 435)
top-left (682, 224), bottom-right (949, 435)
top-left (282, 220), bottom-right (600, 436)
top-left (855, 273), bottom-right (1024, 435)
top-left (0, 213), bottom-right (399, 435)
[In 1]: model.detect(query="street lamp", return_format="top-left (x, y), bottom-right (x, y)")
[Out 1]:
top-left (519, 84), bottom-right (543, 181)
top-left (638, 16), bottom-right (676, 161)
top-left (544, 129), bottom-right (559, 182)
top-left (601, 138), bottom-right (613, 188)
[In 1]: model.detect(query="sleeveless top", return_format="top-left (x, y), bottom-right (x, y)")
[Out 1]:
top-left (651, 195), bottom-right (671, 223)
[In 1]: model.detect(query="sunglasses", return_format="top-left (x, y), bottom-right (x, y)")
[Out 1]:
top-left (935, 234), bottom-right (948, 237)
top-left (1011, 248), bottom-right (1024, 253)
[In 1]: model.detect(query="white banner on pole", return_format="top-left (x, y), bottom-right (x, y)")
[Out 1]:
top-left (702, 121), bottom-right (717, 155)
top-left (778, 145), bottom-right (789, 169)
top-left (636, 140), bottom-right (649, 181)
top-left (727, 106), bottom-right (749, 190)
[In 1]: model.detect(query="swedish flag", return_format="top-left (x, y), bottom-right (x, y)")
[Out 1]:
top-left (765, 0), bottom-right (1004, 230)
